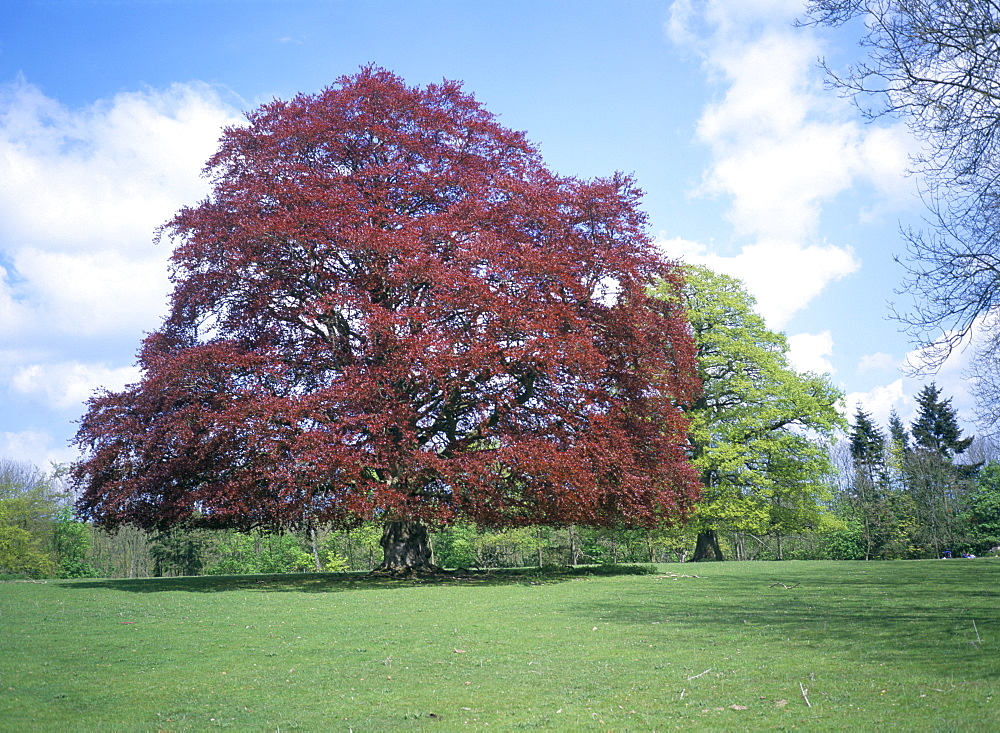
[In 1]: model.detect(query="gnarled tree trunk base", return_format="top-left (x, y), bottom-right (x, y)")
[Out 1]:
top-left (371, 520), bottom-right (442, 576)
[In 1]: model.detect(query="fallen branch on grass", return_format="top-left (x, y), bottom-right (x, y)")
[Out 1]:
top-left (768, 582), bottom-right (800, 589)
top-left (687, 668), bottom-right (712, 680)
top-left (800, 682), bottom-right (811, 708)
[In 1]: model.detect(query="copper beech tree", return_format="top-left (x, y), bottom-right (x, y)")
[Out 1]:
top-left (72, 68), bottom-right (701, 573)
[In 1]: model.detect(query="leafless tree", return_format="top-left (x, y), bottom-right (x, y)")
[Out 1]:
top-left (802, 1), bottom-right (1000, 429)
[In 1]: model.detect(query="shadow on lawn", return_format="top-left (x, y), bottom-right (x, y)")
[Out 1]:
top-left (569, 561), bottom-right (1000, 677)
top-left (60, 563), bottom-right (656, 594)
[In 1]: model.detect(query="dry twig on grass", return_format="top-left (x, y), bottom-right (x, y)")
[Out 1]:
top-left (768, 582), bottom-right (800, 589)
top-left (800, 682), bottom-right (811, 708)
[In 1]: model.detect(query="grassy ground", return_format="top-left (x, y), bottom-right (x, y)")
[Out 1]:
top-left (1, 560), bottom-right (997, 730)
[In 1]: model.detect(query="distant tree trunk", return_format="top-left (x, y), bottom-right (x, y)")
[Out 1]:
top-left (375, 521), bottom-right (438, 574)
top-left (692, 529), bottom-right (724, 561)
top-left (732, 531), bottom-right (747, 561)
top-left (309, 525), bottom-right (322, 571)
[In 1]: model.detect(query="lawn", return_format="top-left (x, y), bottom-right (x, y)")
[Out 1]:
top-left (1, 559), bottom-right (997, 730)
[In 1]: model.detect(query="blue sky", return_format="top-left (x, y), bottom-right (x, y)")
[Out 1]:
top-left (0, 0), bottom-right (978, 468)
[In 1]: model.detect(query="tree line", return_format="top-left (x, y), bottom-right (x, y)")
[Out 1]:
top-left (5, 387), bottom-right (998, 579)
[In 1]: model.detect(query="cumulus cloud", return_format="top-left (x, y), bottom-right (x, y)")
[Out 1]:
top-left (662, 234), bottom-right (856, 327)
top-left (0, 430), bottom-right (77, 471)
top-left (12, 361), bottom-right (141, 411)
top-left (787, 330), bottom-right (835, 375)
top-left (662, 0), bottom-right (913, 328)
top-left (0, 80), bottom-right (236, 251)
top-left (0, 79), bottom-right (241, 342)
top-left (0, 79), bottom-right (241, 466)
top-left (858, 352), bottom-right (898, 373)
top-left (843, 379), bottom-right (910, 426)
top-left (844, 335), bottom-right (979, 430)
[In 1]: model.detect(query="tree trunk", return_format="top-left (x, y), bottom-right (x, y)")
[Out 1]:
top-left (309, 525), bottom-right (322, 571)
top-left (375, 521), bottom-right (438, 574)
top-left (569, 524), bottom-right (579, 566)
top-left (691, 529), bottom-right (725, 561)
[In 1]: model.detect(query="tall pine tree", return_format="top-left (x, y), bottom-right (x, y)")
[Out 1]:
top-left (847, 406), bottom-right (890, 559)
top-left (850, 406), bottom-right (885, 464)
top-left (907, 383), bottom-right (977, 556)
top-left (911, 384), bottom-right (973, 458)
top-left (888, 410), bottom-right (910, 453)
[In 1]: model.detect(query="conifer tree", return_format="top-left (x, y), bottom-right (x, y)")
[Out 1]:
top-left (907, 383), bottom-right (977, 556)
top-left (911, 383), bottom-right (973, 458)
top-left (847, 406), bottom-right (892, 559)
top-left (887, 410), bottom-right (910, 453)
top-left (849, 406), bottom-right (885, 464)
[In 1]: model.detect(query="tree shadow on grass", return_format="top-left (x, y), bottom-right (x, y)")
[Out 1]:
top-left (59, 563), bottom-right (656, 594)
top-left (568, 564), bottom-right (1000, 679)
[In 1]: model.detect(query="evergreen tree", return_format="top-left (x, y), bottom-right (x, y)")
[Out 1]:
top-left (906, 383), bottom-right (977, 556)
top-left (846, 406), bottom-right (892, 559)
top-left (911, 383), bottom-right (973, 458)
top-left (888, 410), bottom-right (910, 453)
top-left (849, 406), bottom-right (885, 464)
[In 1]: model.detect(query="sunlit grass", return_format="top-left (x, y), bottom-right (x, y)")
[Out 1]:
top-left (1, 560), bottom-right (998, 729)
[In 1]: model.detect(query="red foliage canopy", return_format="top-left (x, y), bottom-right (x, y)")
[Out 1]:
top-left (72, 67), bottom-right (701, 534)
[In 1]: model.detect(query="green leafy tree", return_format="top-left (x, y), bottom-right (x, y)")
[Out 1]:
top-left (0, 459), bottom-right (64, 577)
top-left (960, 461), bottom-right (1000, 554)
top-left (149, 525), bottom-right (218, 577)
top-left (654, 266), bottom-right (845, 561)
top-left (0, 519), bottom-right (54, 577)
top-left (322, 523), bottom-right (384, 571)
top-left (204, 531), bottom-right (314, 575)
top-left (52, 506), bottom-right (100, 578)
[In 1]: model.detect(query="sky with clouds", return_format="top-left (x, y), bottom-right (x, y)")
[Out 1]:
top-left (0, 0), bottom-right (979, 469)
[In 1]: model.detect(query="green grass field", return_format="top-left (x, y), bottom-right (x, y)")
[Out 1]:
top-left (1, 560), bottom-right (998, 730)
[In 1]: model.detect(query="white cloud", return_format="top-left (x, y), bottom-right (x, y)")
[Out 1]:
top-left (858, 352), bottom-right (898, 373)
top-left (0, 79), bottom-right (241, 341)
top-left (844, 335), bottom-right (979, 430)
top-left (10, 247), bottom-right (171, 338)
top-left (11, 361), bottom-right (141, 411)
top-left (0, 429), bottom-right (77, 469)
top-left (900, 327), bottom-right (980, 425)
top-left (661, 234), bottom-right (857, 328)
top-left (663, 0), bottom-right (912, 328)
top-left (0, 80), bottom-right (237, 251)
top-left (0, 79), bottom-right (241, 467)
top-left (844, 379), bottom-right (909, 426)
top-left (788, 330), bottom-right (835, 375)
